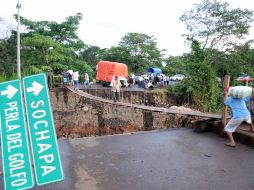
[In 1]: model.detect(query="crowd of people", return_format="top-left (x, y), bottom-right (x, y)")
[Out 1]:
top-left (61, 70), bottom-right (91, 90)
top-left (128, 73), bottom-right (171, 89)
top-left (61, 70), bottom-right (173, 91)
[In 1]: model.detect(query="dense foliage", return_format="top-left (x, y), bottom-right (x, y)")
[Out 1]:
top-left (97, 33), bottom-right (165, 74)
top-left (166, 40), bottom-right (222, 112)
top-left (164, 0), bottom-right (254, 112)
top-left (0, 13), bottom-right (95, 80)
top-left (180, 0), bottom-right (253, 50)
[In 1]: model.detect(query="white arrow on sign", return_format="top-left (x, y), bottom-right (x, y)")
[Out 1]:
top-left (27, 81), bottom-right (44, 96)
top-left (1, 85), bottom-right (18, 99)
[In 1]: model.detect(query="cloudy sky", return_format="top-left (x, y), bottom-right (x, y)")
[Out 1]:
top-left (0, 0), bottom-right (254, 56)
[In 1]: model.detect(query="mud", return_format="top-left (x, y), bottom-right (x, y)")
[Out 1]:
top-left (56, 123), bottom-right (142, 138)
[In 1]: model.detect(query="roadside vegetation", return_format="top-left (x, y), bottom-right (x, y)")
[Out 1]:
top-left (1, 0), bottom-right (254, 112)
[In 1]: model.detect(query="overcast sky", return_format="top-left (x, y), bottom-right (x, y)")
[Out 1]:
top-left (1, 0), bottom-right (254, 56)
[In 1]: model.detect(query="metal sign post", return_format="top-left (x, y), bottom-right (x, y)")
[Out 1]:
top-left (23, 73), bottom-right (64, 185)
top-left (0, 80), bottom-right (34, 190)
top-left (16, 0), bottom-right (21, 79)
top-left (221, 75), bottom-right (230, 136)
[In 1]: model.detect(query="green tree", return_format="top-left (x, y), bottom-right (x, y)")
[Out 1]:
top-left (0, 36), bottom-right (17, 79)
top-left (180, 0), bottom-right (253, 50)
top-left (21, 34), bottom-right (78, 74)
top-left (118, 32), bottom-right (165, 73)
top-left (225, 42), bottom-right (254, 84)
top-left (163, 56), bottom-right (187, 76)
top-left (167, 40), bottom-right (222, 112)
top-left (97, 46), bottom-right (132, 66)
top-left (19, 13), bottom-right (85, 51)
top-left (16, 13), bottom-right (92, 76)
top-left (81, 45), bottom-right (101, 68)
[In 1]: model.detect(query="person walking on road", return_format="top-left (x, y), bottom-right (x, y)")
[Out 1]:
top-left (112, 76), bottom-right (121, 102)
top-left (62, 71), bottom-right (69, 85)
top-left (73, 71), bottom-right (79, 90)
top-left (83, 72), bottom-right (90, 88)
top-left (224, 88), bottom-right (254, 147)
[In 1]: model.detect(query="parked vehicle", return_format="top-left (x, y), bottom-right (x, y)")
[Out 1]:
top-left (96, 61), bottom-right (129, 87)
top-left (169, 74), bottom-right (185, 81)
top-left (235, 72), bottom-right (250, 81)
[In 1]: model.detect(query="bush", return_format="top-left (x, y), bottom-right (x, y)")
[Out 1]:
top-left (52, 63), bottom-right (68, 74)
top-left (166, 61), bottom-right (223, 112)
top-left (41, 66), bottom-right (53, 72)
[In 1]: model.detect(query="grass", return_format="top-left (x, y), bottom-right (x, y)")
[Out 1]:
top-left (150, 88), bottom-right (165, 93)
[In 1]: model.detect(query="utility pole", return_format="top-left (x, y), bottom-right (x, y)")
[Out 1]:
top-left (17, 0), bottom-right (21, 79)
top-left (221, 75), bottom-right (230, 136)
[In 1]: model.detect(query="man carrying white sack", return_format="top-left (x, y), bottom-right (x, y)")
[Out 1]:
top-left (224, 87), bottom-right (254, 148)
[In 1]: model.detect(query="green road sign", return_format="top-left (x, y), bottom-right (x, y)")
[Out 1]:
top-left (0, 80), bottom-right (34, 190)
top-left (23, 73), bottom-right (64, 186)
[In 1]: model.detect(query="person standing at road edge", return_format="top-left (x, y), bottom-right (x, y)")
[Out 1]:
top-left (73, 71), bottom-right (79, 90)
top-left (84, 72), bottom-right (90, 88)
top-left (112, 76), bottom-right (121, 102)
top-left (224, 88), bottom-right (254, 147)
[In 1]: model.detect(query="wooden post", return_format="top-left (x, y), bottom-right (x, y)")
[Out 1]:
top-left (221, 75), bottom-right (230, 136)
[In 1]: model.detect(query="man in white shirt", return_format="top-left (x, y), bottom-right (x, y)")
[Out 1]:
top-left (83, 73), bottom-right (90, 88)
top-left (73, 72), bottom-right (79, 90)
top-left (112, 76), bottom-right (121, 102)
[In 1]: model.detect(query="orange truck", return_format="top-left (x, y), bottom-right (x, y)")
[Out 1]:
top-left (96, 61), bottom-right (129, 86)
